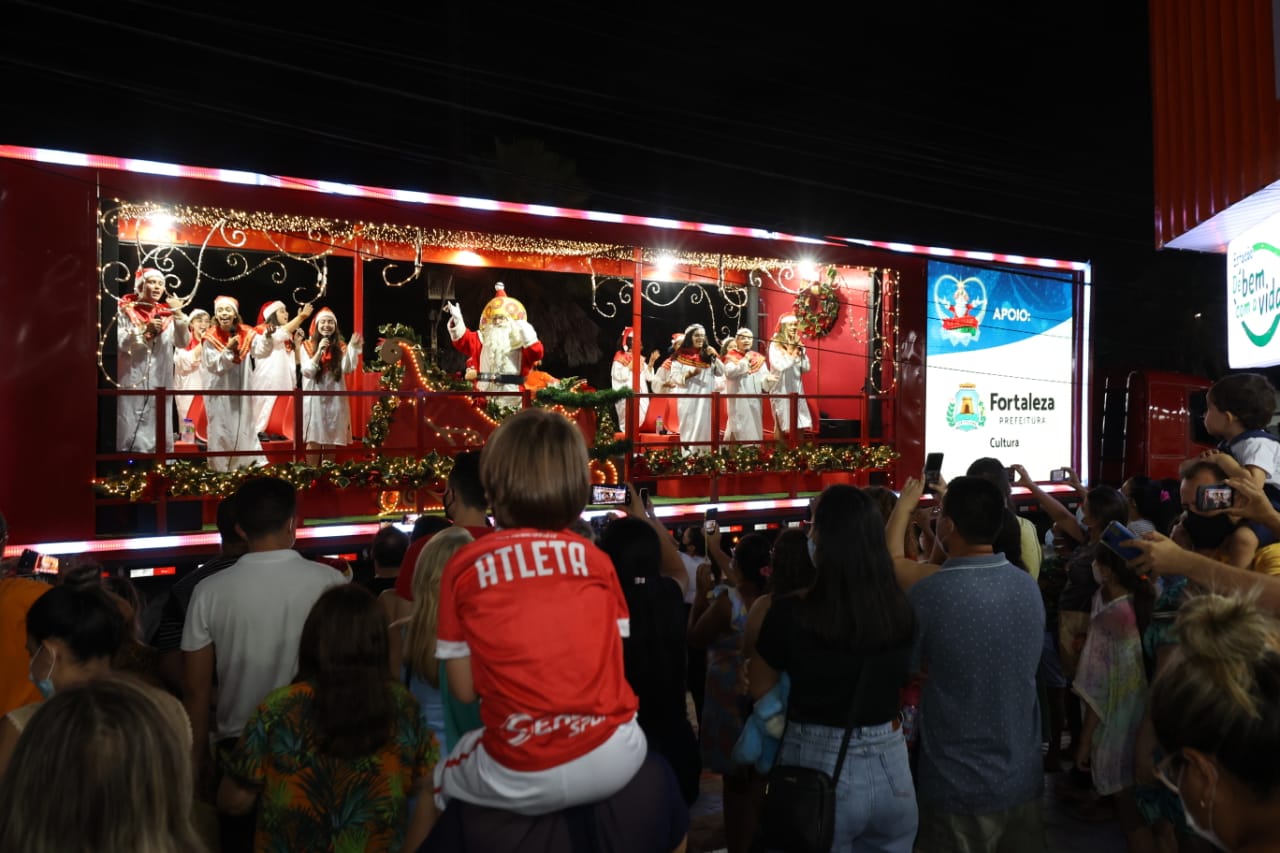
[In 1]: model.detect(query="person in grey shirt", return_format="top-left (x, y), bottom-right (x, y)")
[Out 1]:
top-left (910, 475), bottom-right (1047, 852)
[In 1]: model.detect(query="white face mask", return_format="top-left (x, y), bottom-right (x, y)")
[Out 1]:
top-left (806, 536), bottom-right (817, 565)
top-left (1091, 562), bottom-right (1105, 586)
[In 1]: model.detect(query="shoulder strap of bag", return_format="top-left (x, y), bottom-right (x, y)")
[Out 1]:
top-left (777, 659), bottom-right (866, 780)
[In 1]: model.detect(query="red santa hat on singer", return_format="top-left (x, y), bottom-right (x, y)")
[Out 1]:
top-left (309, 307), bottom-right (337, 338)
top-left (258, 300), bottom-right (286, 325)
top-left (214, 295), bottom-right (239, 315)
top-left (134, 267), bottom-right (165, 294)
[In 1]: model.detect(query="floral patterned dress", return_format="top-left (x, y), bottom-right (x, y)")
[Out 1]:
top-left (226, 680), bottom-right (439, 853)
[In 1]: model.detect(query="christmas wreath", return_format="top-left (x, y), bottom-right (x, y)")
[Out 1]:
top-left (793, 268), bottom-right (841, 339)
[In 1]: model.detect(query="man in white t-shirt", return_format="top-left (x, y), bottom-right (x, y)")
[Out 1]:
top-left (181, 476), bottom-right (346, 782)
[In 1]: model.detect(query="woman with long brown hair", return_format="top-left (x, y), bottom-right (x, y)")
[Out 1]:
top-left (218, 584), bottom-right (439, 852)
top-left (300, 307), bottom-right (363, 463)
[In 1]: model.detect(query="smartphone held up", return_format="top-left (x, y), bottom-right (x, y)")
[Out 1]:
top-left (590, 483), bottom-right (629, 506)
top-left (1195, 483), bottom-right (1234, 512)
top-left (1101, 520), bottom-right (1144, 561)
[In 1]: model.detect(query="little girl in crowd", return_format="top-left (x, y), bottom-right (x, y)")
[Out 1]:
top-left (1074, 545), bottom-right (1154, 848)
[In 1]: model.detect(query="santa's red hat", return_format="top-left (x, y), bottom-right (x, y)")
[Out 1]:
top-left (258, 300), bottom-right (286, 325)
top-left (134, 267), bottom-right (164, 294)
top-left (214, 295), bottom-right (239, 313)
top-left (308, 307), bottom-right (337, 338)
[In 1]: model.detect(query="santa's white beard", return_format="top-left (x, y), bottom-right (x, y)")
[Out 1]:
top-left (478, 325), bottom-right (520, 363)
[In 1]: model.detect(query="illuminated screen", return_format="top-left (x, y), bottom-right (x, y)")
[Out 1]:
top-left (1227, 212), bottom-right (1280, 368)
top-left (925, 261), bottom-right (1075, 481)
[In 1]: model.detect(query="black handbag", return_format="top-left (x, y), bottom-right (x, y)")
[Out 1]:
top-left (758, 670), bottom-right (863, 853)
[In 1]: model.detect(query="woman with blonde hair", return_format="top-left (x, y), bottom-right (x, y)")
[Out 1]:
top-left (767, 313), bottom-right (812, 440)
top-left (1150, 593), bottom-right (1280, 851)
top-left (402, 525), bottom-right (478, 753)
top-left (0, 678), bottom-right (206, 853)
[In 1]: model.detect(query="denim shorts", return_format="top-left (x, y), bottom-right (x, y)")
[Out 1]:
top-left (771, 719), bottom-right (918, 853)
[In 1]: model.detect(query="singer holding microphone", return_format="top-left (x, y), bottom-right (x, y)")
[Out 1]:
top-left (300, 308), bottom-right (363, 464)
top-left (768, 313), bottom-right (813, 441)
top-left (668, 323), bottom-right (725, 455)
top-left (117, 267), bottom-right (188, 454)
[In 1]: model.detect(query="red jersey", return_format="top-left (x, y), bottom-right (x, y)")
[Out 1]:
top-left (435, 528), bottom-right (638, 772)
top-left (394, 524), bottom-right (494, 602)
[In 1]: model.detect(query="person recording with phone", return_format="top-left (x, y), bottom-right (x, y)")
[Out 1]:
top-left (1170, 460), bottom-right (1255, 570)
top-left (688, 521), bottom-right (770, 853)
top-left (596, 484), bottom-right (701, 806)
top-left (1014, 465), bottom-right (1132, 761)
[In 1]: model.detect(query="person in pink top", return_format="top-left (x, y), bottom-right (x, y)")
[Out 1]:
top-left (433, 407), bottom-right (645, 815)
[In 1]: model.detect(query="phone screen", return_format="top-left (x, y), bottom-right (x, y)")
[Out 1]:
top-left (1050, 468), bottom-right (1068, 482)
top-left (1101, 520), bottom-right (1143, 561)
top-left (924, 452), bottom-right (943, 485)
top-left (1195, 483), bottom-right (1234, 512)
top-left (590, 484), bottom-right (628, 505)
top-left (703, 507), bottom-right (719, 535)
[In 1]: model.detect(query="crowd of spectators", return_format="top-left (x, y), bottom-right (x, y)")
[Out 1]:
top-left (2, 378), bottom-right (1280, 851)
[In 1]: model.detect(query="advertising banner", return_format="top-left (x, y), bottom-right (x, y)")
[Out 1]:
top-left (925, 261), bottom-right (1075, 481)
top-left (1227, 212), bottom-right (1280, 368)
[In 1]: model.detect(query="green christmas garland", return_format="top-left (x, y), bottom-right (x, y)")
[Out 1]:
top-left (94, 453), bottom-right (453, 501)
top-left (636, 442), bottom-right (898, 478)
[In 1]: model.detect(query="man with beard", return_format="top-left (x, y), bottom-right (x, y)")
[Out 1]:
top-left (446, 283), bottom-right (543, 411)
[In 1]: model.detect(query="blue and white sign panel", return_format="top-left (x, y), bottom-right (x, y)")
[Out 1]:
top-left (925, 261), bottom-right (1075, 481)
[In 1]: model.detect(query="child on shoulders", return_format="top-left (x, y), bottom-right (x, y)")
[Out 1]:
top-left (1201, 372), bottom-right (1280, 552)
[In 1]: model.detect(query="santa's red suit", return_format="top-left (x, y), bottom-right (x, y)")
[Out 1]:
top-left (447, 283), bottom-right (544, 410)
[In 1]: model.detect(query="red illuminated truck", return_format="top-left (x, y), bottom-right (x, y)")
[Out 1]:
top-left (0, 145), bottom-right (1100, 571)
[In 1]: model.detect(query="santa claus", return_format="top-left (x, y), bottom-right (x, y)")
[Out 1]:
top-left (446, 283), bottom-right (544, 409)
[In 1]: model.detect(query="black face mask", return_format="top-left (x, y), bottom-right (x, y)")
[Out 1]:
top-left (1181, 511), bottom-right (1237, 550)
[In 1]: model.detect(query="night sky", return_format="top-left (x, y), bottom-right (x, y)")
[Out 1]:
top-left (0, 2), bottom-right (1233, 377)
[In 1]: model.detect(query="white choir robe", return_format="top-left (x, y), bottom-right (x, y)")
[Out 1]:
top-left (173, 342), bottom-right (208, 428)
top-left (722, 351), bottom-right (769, 442)
top-left (249, 328), bottom-right (297, 435)
top-left (611, 354), bottom-right (653, 433)
top-left (300, 344), bottom-right (361, 446)
top-left (202, 332), bottom-right (269, 471)
top-left (768, 342), bottom-right (813, 434)
top-left (116, 314), bottom-right (179, 453)
top-left (668, 354), bottom-right (724, 455)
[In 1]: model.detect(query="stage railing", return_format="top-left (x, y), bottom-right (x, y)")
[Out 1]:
top-left (97, 382), bottom-right (894, 526)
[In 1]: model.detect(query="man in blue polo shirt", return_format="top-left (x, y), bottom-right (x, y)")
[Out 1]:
top-left (910, 475), bottom-right (1046, 851)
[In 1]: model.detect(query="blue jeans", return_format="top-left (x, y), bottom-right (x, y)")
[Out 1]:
top-left (771, 720), bottom-right (918, 853)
